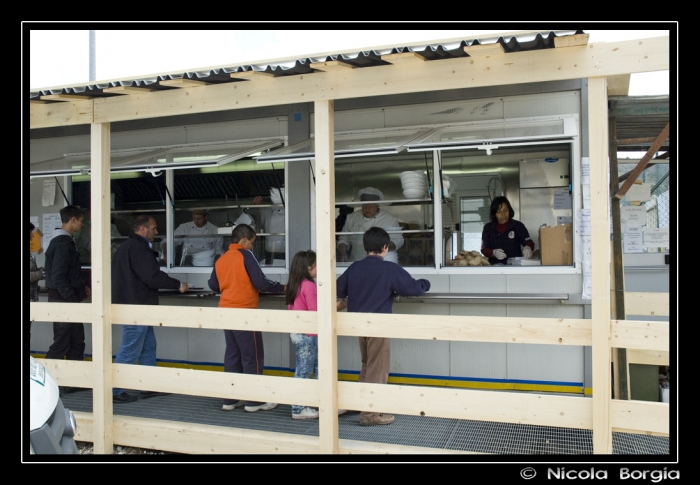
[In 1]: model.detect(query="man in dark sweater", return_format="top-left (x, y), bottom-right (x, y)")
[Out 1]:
top-left (336, 227), bottom-right (430, 426)
top-left (111, 215), bottom-right (188, 403)
top-left (44, 205), bottom-right (91, 368)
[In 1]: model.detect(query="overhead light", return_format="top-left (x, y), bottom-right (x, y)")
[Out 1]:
top-left (477, 143), bottom-right (499, 156)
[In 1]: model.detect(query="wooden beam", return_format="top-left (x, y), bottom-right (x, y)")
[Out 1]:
top-left (40, 94), bottom-right (91, 102)
top-left (624, 292), bottom-right (670, 317)
top-left (36, 359), bottom-right (93, 389)
top-left (90, 122), bottom-right (113, 454)
top-left (159, 78), bottom-right (210, 88)
top-left (611, 320), bottom-right (670, 352)
top-left (102, 86), bottom-right (155, 95)
top-left (618, 152), bottom-right (670, 183)
top-left (314, 99), bottom-right (339, 454)
top-left (338, 381), bottom-right (593, 430)
top-left (607, 74), bottom-right (630, 96)
top-left (29, 98), bottom-right (50, 104)
top-left (27, 36), bottom-right (668, 128)
top-left (229, 71), bottom-right (275, 80)
top-left (554, 33), bottom-right (590, 48)
top-left (309, 60), bottom-right (355, 72)
top-left (613, 122), bottom-right (670, 199)
top-left (381, 51), bottom-right (428, 64)
top-left (588, 75), bottom-right (613, 454)
top-left (618, 136), bottom-right (666, 146)
top-left (464, 43), bottom-right (505, 57)
top-left (610, 400), bottom-right (669, 436)
top-left (627, 349), bottom-right (670, 366)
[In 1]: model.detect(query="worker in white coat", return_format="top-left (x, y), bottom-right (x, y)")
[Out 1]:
top-left (337, 187), bottom-right (403, 263)
top-left (164, 209), bottom-right (223, 266)
top-left (252, 196), bottom-right (286, 264)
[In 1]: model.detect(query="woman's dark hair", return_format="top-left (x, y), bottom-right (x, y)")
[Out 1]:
top-left (231, 224), bottom-right (256, 243)
top-left (363, 227), bottom-right (390, 254)
top-left (285, 250), bottom-right (316, 306)
top-left (490, 196), bottom-right (514, 223)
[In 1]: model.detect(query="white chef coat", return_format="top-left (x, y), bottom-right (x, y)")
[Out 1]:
top-left (257, 208), bottom-right (286, 254)
top-left (173, 221), bottom-right (223, 255)
top-left (337, 209), bottom-right (403, 262)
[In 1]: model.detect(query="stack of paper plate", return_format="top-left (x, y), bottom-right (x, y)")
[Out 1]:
top-left (400, 171), bottom-right (428, 199)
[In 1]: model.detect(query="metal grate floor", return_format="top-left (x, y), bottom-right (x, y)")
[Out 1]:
top-left (61, 390), bottom-right (669, 455)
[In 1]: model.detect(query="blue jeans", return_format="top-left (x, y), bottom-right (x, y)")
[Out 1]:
top-left (113, 325), bottom-right (157, 396)
top-left (290, 333), bottom-right (318, 415)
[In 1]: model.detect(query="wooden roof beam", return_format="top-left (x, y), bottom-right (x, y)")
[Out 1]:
top-left (613, 123), bottom-right (670, 199)
top-left (229, 71), bottom-right (275, 80)
top-left (381, 52), bottom-right (428, 64)
top-left (464, 43), bottom-right (505, 57)
top-left (159, 78), bottom-right (210, 88)
top-left (309, 60), bottom-right (355, 72)
top-left (607, 74), bottom-right (630, 97)
top-left (40, 94), bottom-right (92, 102)
top-left (103, 86), bottom-right (156, 95)
top-left (553, 33), bottom-right (590, 48)
top-left (618, 151), bottom-right (670, 183)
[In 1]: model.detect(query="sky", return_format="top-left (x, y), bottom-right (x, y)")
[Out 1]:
top-left (27, 28), bottom-right (671, 95)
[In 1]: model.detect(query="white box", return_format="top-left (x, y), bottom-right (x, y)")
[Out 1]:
top-left (659, 385), bottom-right (669, 403)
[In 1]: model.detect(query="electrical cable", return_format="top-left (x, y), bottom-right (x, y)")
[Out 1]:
top-left (54, 177), bottom-right (71, 205)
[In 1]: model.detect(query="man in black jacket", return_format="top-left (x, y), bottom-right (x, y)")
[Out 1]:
top-left (44, 205), bottom-right (91, 365)
top-left (111, 215), bottom-right (188, 403)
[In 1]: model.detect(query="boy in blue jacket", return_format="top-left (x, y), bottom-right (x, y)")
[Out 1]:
top-left (337, 227), bottom-right (430, 426)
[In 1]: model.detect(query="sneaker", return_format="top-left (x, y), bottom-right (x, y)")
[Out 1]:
top-left (338, 409), bottom-right (348, 415)
top-left (222, 401), bottom-right (245, 411)
top-left (292, 407), bottom-right (319, 420)
top-left (359, 413), bottom-right (395, 426)
top-left (244, 402), bottom-right (278, 413)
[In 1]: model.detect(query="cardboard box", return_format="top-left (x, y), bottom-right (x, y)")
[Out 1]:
top-left (539, 224), bottom-right (573, 266)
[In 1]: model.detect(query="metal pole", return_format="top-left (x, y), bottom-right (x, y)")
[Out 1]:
top-left (89, 30), bottom-right (96, 82)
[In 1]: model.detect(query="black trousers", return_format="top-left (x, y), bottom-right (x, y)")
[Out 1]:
top-left (45, 292), bottom-right (85, 361)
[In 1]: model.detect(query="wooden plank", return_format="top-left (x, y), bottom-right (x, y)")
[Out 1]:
top-left (607, 74), bottom-right (630, 96)
top-left (611, 320), bottom-right (669, 352)
top-left (86, 36), bottom-right (672, 127)
top-left (381, 51), bottom-right (428, 64)
top-left (29, 98), bottom-right (50, 104)
top-left (554, 33), bottom-right (590, 48)
top-left (309, 60), bottom-right (355, 71)
top-left (588, 76), bottom-right (612, 454)
top-left (314, 100), bottom-right (340, 454)
top-left (338, 381), bottom-right (593, 430)
top-left (102, 86), bottom-right (155, 94)
top-left (625, 292), bottom-right (670, 317)
top-left (464, 43), bottom-right (505, 57)
top-left (30, 98), bottom-right (93, 128)
top-left (113, 363), bottom-right (319, 407)
top-left (40, 94), bottom-right (91, 101)
top-left (627, 349), bottom-right (670, 366)
top-left (229, 70), bottom-right (275, 80)
top-left (159, 78), bottom-right (210, 88)
top-left (30, 302), bottom-right (92, 323)
top-left (90, 122), bottom-right (113, 455)
top-left (337, 312), bottom-right (592, 346)
top-left (36, 358), bottom-right (93, 388)
top-left (610, 400), bottom-right (669, 436)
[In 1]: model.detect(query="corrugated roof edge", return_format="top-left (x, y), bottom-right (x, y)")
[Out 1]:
top-left (29, 30), bottom-right (583, 98)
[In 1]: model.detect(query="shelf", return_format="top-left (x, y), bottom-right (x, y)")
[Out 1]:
top-left (336, 198), bottom-right (433, 206)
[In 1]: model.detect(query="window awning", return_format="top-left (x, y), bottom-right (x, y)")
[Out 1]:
top-left (255, 128), bottom-right (434, 164)
top-left (29, 138), bottom-right (285, 178)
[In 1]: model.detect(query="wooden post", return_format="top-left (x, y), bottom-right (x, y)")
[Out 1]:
top-left (314, 100), bottom-right (339, 453)
top-left (90, 122), bottom-right (114, 454)
top-left (588, 77), bottom-right (613, 454)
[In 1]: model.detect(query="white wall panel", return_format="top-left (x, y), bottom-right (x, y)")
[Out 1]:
top-left (450, 342), bottom-right (508, 379)
top-left (507, 343), bottom-right (584, 384)
top-left (187, 328), bottom-right (225, 365)
top-left (503, 92), bottom-right (581, 119)
top-left (506, 303), bottom-right (584, 319)
top-left (507, 274), bottom-right (582, 293)
top-left (449, 303), bottom-right (507, 317)
top-left (449, 274), bottom-right (506, 292)
top-left (385, 99), bottom-right (505, 128)
top-left (338, 335), bottom-right (361, 373)
top-left (391, 339), bottom-right (450, 375)
top-left (153, 326), bottom-right (189, 362)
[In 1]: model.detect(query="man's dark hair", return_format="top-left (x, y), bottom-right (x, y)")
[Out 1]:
top-left (231, 224), bottom-right (256, 243)
top-left (490, 196), bottom-right (514, 223)
top-left (59, 205), bottom-right (85, 224)
top-left (363, 226), bottom-right (390, 254)
top-left (132, 215), bottom-right (153, 233)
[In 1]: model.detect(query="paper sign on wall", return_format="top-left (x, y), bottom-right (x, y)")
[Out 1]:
top-left (623, 182), bottom-right (651, 203)
top-left (643, 228), bottom-right (670, 248)
top-left (553, 190), bottom-right (572, 210)
top-left (581, 157), bottom-right (590, 185)
top-left (42, 179), bottom-right (57, 207)
top-left (623, 232), bottom-right (644, 253)
top-left (42, 213), bottom-right (62, 250)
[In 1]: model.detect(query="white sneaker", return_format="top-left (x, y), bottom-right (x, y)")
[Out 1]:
top-left (222, 401), bottom-right (245, 411)
top-left (292, 407), bottom-right (319, 420)
top-left (338, 409), bottom-right (348, 415)
top-left (245, 402), bottom-right (278, 413)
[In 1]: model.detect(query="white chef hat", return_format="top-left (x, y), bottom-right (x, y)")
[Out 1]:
top-left (358, 187), bottom-right (384, 201)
